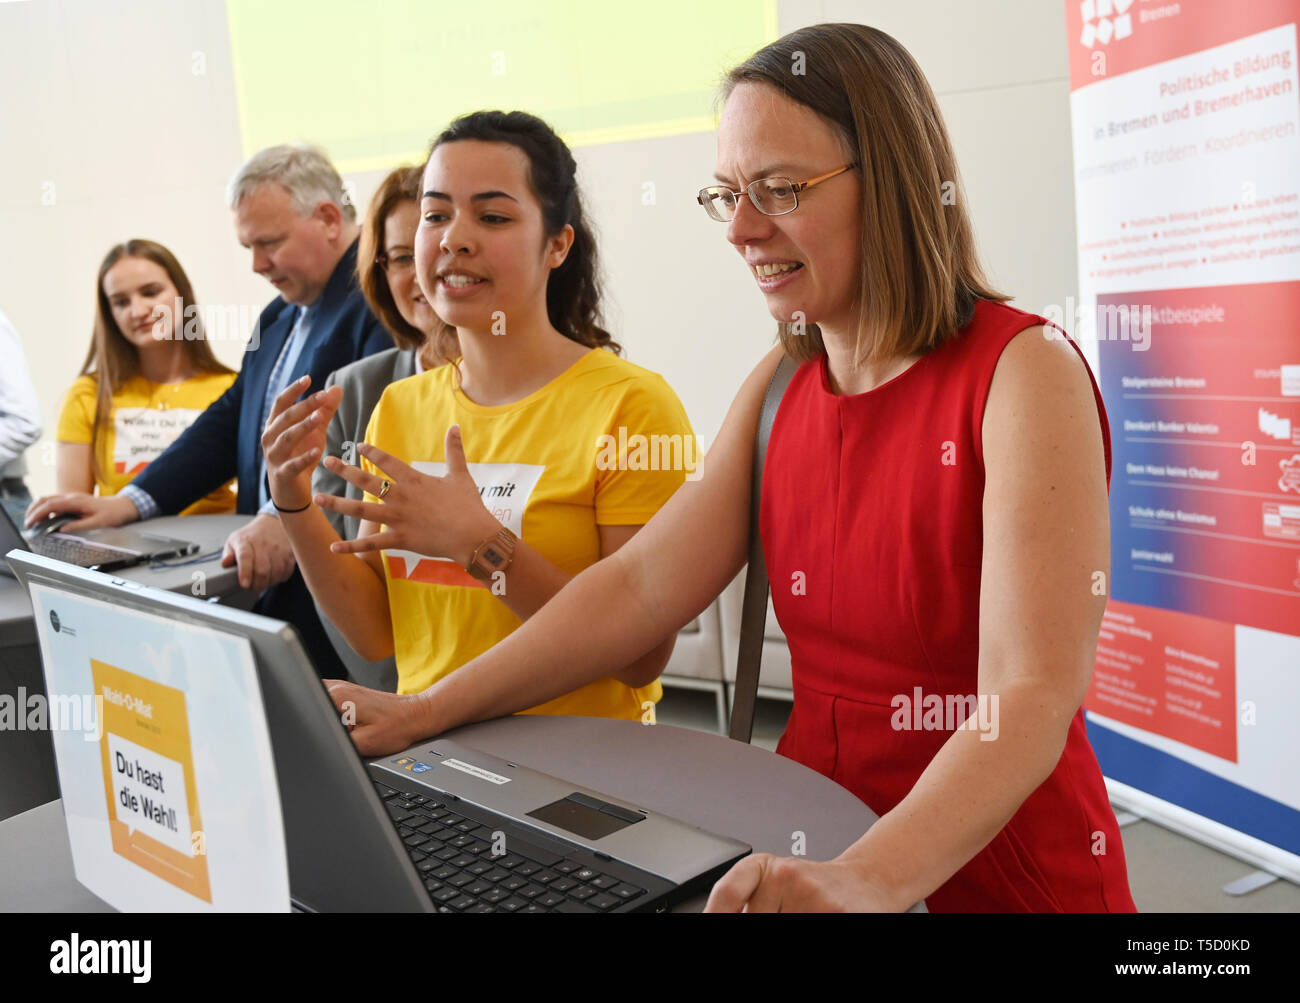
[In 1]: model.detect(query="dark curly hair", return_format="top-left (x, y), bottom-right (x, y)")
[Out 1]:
top-left (427, 110), bottom-right (620, 361)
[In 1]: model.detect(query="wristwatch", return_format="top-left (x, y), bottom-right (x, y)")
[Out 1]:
top-left (465, 526), bottom-right (518, 584)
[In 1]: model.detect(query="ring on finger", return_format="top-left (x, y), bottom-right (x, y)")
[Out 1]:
top-left (378, 479), bottom-right (392, 499)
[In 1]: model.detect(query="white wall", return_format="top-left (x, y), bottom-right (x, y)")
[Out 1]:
top-left (0, 0), bottom-right (1079, 498)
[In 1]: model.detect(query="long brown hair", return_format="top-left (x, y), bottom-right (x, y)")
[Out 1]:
top-left (81, 239), bottom-right (233, 482)
top-left (357, 164), bottom-right (455, 354)
top-left (723, 24), bottom-right (1008, 364)
top-left (428, 110), bottom-right (620, 363)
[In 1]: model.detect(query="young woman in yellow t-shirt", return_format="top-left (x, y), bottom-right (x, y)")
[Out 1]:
top-left (263, 111), bottom-right (695, 722)
top-left (54, 240), bottom-right (237, 515)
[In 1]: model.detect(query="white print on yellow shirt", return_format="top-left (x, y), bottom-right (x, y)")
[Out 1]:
top-left (386, 461), bottom-right (545, 586)
top-left (112, 408), bottom-right (207, 475)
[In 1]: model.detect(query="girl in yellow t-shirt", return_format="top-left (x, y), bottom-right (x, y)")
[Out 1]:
top-left (263, 111), bottom-right (696, 727)
top-left (55, 240), bottom-right (237, 515)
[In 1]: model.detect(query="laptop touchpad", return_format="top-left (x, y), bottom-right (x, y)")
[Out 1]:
top-left (527, 793), bottom-right (644, 841)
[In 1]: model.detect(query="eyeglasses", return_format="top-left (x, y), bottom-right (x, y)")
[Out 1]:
top-left (697, 164), bottom-right (858, 222)
top-left (376, 251), bottom-right (415, 274)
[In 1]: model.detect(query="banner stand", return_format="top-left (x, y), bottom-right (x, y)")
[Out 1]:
top-left (1106, 780), bottom-right (1300, 887)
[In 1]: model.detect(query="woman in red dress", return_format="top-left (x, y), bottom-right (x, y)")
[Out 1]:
top-left (310, 23), bottom-right (1137, 911)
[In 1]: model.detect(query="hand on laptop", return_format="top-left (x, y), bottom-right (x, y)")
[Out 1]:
top-left (24, 492), bottom-right (139, 534)
top-left (221, 514), bottom-right (297, 592)
top-left (703, 852), bottom-right (902, 913)
top-left (324, 679), bottom-right (433, 756)
top-left (319, 426), bottom-right (498, 567)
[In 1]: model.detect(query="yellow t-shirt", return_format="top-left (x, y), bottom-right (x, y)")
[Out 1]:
top-left (362, 348), bottom-right (697, 718)
top-left (56, 372), bottom-right (238, 515)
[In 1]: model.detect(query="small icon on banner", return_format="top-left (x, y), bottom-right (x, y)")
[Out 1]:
top-left (1279, 455), bottom-right (1300, 494)
top-left (1259, 408), bottom-right (1291, 441)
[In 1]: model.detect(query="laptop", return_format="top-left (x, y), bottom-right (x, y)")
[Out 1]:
top-left (0, 507), bottom-right (199, 577)
top-left (6, 550), bottom-right (751, 913)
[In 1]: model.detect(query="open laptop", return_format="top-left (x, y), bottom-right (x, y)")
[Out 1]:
top-left (0, 507), bottom-right (198, 577)
top-left (6, 550), bottom-right (751, 913)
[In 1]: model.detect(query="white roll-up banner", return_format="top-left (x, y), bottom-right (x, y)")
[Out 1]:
top-left (1064, 0), bottom-right (1300, 879)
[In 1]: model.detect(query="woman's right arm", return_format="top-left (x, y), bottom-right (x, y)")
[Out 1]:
top-left (263, 377), bottom-right (395, 660)
top-left (333, 345), bottom-right (788, 753)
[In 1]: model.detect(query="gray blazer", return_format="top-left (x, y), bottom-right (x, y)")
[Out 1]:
top-left (315, 347), bottom-right (419, 539)
top-left (312, 346), bottom-right (419, 692)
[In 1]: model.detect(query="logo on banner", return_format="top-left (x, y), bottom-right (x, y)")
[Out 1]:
top-left (1261, 502), bottom-right (1300, 542)
top-left (1079, 0), bottom-right (1134, 48)
top-left (1259, 408), bottom-right (1292, 441)
top-left (1279, 455), bottom-right (1300, 494)
top-left (384, 461), bottom-right (545, 587)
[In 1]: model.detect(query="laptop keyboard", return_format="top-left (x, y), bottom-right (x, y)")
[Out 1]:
top-left (374, 780), bottom-right (649, 913)
top-left (33, 535), bottom-right (134, 568)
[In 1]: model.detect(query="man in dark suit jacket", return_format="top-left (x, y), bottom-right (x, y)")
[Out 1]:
top-left (27, 145), bottom-right (390, 678)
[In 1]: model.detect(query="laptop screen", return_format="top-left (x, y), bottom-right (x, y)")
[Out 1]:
top-left (27, 579), bottom-right (290, 911)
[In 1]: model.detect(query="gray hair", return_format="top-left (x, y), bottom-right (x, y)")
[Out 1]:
top-left (226, 143), bottom-right (356, 223)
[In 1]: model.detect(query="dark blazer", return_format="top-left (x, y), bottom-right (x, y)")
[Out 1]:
top-left (131, 239), bottom-right (390, 514)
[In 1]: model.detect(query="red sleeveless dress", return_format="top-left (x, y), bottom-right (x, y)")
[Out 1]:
top-left (763, 299), bottom-right (1137, 912)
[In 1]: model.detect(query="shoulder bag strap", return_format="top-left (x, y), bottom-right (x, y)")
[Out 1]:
top-left (729, 352), bottom-right (797, 742)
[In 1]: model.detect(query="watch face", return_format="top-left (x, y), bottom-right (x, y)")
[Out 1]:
top-left (468, 528), bottom-right (516, 582)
